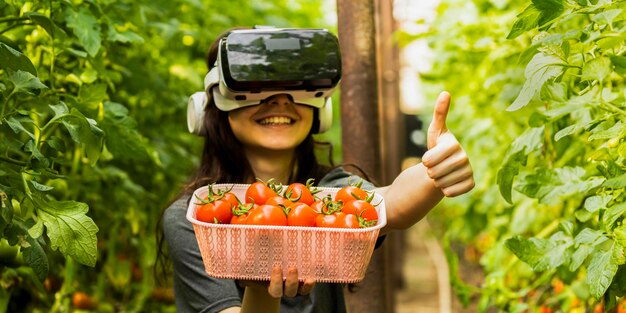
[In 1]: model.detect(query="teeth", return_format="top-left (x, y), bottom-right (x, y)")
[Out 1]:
top-left (259, 116), bottom-right (293, 125)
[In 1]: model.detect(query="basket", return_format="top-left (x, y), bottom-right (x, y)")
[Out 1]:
top-left (186, 184), bottom-right (387, 283)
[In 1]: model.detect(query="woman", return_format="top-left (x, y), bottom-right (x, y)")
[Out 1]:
top-left (159, 28), bottom-right (474, 313)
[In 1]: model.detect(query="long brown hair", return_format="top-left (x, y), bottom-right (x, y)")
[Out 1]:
top-left (154, 28), bottom-right (333, 284)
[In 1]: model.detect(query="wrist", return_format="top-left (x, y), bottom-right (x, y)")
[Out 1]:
top-left (241, 284), bottom-right (280, 313)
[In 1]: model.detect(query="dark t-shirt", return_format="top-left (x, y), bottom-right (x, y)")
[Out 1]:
top-left (162, 167), bottom-right (378, 313)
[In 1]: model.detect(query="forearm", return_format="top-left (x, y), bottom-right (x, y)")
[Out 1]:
top-left (240, 285), bottom-right (280, 313)
top-left (376, 163), bottom-right (443, 233)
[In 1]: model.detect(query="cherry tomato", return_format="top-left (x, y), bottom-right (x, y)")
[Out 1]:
top-left (316, 213), bottom-right (340, 228)
top-left (266, 195), bottom-right (294, 208)
top-left (196, 200), bottom-right (233, 224)
top-left (311, 195), bottom-right (340, 214)
top-left (221, 192), bottom-right (239, 209)
top-left (231, 202), bottom-right (256, 225)
top-left (287, 203), bottom-right (318, 227)
top-left (284, 179), bottom-right (317, 205)
top-left (245, 181), bottom-right (278, 205)
top-left (72, 291), bottom-right (97, 310)
top-left (339, 213), bottom-right (360, 228)
top-left (246, 204), bottom-right (287, 226)
top-left (342, 200), bottom-right (378, 225)
top-left (335, 185), bottom-right (369, 204)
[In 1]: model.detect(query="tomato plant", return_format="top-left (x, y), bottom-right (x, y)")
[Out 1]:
top-left (413, 0), bottom-right (626, 311)
top-left (0, 0), bottom-right (328, 310)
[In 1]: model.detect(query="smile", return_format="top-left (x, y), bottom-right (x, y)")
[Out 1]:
top-left (258, 116), bottom-right (294, 125)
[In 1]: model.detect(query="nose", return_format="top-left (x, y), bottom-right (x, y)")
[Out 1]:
top-left (265, 94), bottom-right (294, 106)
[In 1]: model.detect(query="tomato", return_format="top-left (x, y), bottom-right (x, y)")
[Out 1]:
top-left (72, 291), bottom-right (97, 310)
top-left (311, 195), bottom-right (341, 214)
top-left (315, 213), bottom-right (340, 228)
top-left (539, 305), bottom-right (553, 313)
top-left (245, 181), bottom-right (278, 205)
top-left (196, 199), bottom-right (233, 224)
top-left (617, 299), bottom-right (626, 313)
top-left (342, 200), bottom-right (378, 226)
top-left (246, 204), bottom-right (287, 226)
top-left (221, 192), bottom-right (239, 209)
top-left (284, 179), bottom-right (318, 205)
top-left (334, 185), bottom-right (369, 204)
top-left (287, 203), bottom-right (318, 227)
top-left (231, 202), bottom-right (256, 225)
top-left (339, 213), bottom-right (360, 228)
top-left (266, 195), bottom-right (294, 208)
top-left (231, 213), bottom-right (249, 225)
top-left (316, 212), bottom-right (359, 228)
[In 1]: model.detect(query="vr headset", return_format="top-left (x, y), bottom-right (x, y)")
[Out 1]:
top-left (187, 27), bottom-right (342, 135)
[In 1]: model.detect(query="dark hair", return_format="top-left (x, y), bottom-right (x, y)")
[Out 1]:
top-left (154, 28), bottom-right (333, 285)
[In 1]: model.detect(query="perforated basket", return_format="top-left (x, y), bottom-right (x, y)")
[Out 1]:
top-left (186, 184), bottom-right (387, 283)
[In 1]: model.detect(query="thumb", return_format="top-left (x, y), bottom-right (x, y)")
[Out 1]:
top-left (427, 91), bottom-right (451, 149)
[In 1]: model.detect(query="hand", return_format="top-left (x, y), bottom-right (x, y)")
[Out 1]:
top-left (240, 266), bottom-right (315, 298)
top-left (422, 91), bottom-right (475, 197)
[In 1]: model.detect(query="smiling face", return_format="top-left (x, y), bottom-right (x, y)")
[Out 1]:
top-left (228, 94), bottom-right (314, 153)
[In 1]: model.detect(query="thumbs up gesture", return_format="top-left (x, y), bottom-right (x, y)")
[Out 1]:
top-left (422, 92), bottom-right (475, 197)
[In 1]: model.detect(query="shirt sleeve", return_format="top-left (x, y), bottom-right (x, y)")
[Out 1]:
top-left (163, 196), bottom-right (243, 313)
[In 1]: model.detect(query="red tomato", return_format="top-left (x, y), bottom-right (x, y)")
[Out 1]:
top-left (617, 299), bottom-right (626, 313)
top-left (231, 202), bottom-right (256, 225)
top-left (311, 195), bottom-right (341, 214)
top-left (334, 185), bottom-right (369, 204)
top-left (246, 204), bottom-right (287, 226)
top-left (339, 213), bottom-right (360, 228)
top-left (315, 213), bottom-right (340, 228)
top-left (316, 212), bottom-right (358, 228)
top-left (221, 192), bottom-right (239, 209)
top-left (284, 179), bottom-right (317, 205)
top-left (196, 200), bottom-right (233, 224)
top-left (342, 200), bottom-right (378, 225)
top-left (287, 203), bottom-right (318, 227)
top-left (245, 181), bottom-right (278, 205)
top-left (266, 195), bottom-right (294, 208)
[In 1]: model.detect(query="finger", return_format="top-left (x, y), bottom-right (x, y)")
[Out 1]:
top-left (298, 278), bottom-right (315, 296)
top-left (422, 133), bottom-right (459, 168)
top-left (426, 150), bottom-right (470, 180)
top-left (427, 91), bottom-right (451, 149)
top-left (441, 178), bottom-right (476, 197)
top-left (283, 267), bottom-right (299, 297)
top-left (268, 266), bottom-right (283, 298)
top-left (432, 164), bottom-right (473, 189)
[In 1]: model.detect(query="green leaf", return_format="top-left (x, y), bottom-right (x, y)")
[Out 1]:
top-left (28, 219), bottom-right (44, 238)
top-left (604, 173), bottom-right (626, 188)
top-left (78, 84), bottom-right (107, 109)
top-left (4, 217), bottom-right (49, 281)
top-left (610, 55), bottom-right (626, 75)
top-left (8, 70), bottom-right (48, 95)
top-left (603, 202), bottom-right (626, 230)
top-left (570, 228), bottom-right (607, 271)
top-left (65, 7), bottom-right (101, 57)
top-left (5, 116), bottom-right (35, 139)
top-left (0, 191), bottom-right (14, 235)
top-left (0, 43), bottom-right (37, 76)
top-left (589, 121), bottom-right (623, 140)
top-left (36, 198), bottom-right (99, 266)
top-left (587, 240), bottom-right (624, 299)
top-left (532, 0), bottom-right (565, 26)
top-left (507, 5), bottom-right (541, 39)
top-left (60, 109), bottom-right (104, 165)
top-left (101, 102), bottom-right (159, 163)
top-left (516, 167), bottom-right (605, 204)
top-left (30, 180), bottom-right (53, 192)
top-left (497, 127), bottom-right (544, 203)
top-left (581, 57), bottom-right (612, 82)
top-left (507, 53), bottom-right (565, 111)
top-left (505, 233), bottom-right (571, 271)
top-left (591, 9), bottom-right (622, 26)
top-left (584, 195), bottom-right (612, 212)
top-left (24, 12), bottom-right (57, 38)
top-left (107, 28), bottom-right (144, 44)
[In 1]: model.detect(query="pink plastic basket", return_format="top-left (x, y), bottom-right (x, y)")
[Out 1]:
top-left (186, 184), bottom-right (387, 283)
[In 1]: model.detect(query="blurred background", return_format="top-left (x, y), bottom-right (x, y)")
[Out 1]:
top-left (2, 0), bottom-right (626, 312)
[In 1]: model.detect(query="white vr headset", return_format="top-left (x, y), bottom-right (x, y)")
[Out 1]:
top-left (187, 28), bottom-right (342, 135)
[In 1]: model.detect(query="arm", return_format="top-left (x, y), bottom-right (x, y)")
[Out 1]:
top-left (377, 92), bottom-right (475, 233)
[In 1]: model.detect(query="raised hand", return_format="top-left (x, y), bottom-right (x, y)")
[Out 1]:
top-left (422, 91), bottom-right (475, 197)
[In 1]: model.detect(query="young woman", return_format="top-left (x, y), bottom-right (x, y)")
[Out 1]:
top-left (159, 29), bottom-right (474, 313)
